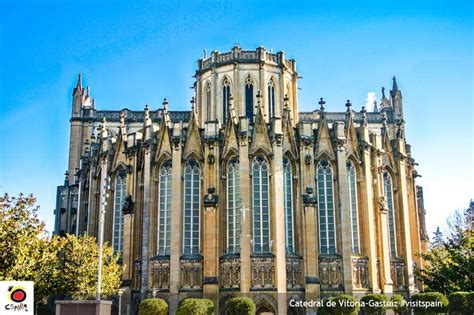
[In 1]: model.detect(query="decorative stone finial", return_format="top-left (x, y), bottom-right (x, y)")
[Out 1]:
top-left (345, 99), bottom-right (352, 112)
top-left (381, 86), bottom-right (386, 98)
top-left (361, 106), bottom-right (368, 127)
top-left (256, 91), bottom-right (262, 109)
top-left (190, 96), bottom-right (196, 112)
top-left (119, 111), bottom-right (126, 128)
top-left (144, 105), bottom-right (151, 126)
top-left (163, 98), bottom-right (168, 111)
top-left (396, 119), bottom-right (405, 139)
top-left (318, 98), bottom-right (326, 119)
top-left (284, 94), bottom-right (290, 110)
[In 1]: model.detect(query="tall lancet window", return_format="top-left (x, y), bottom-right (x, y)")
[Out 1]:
top-left (226, 158), bottom-right (241, 254)
top-left (283, 158), bottom-right (295, 254)
top-left (317, 159), bottom-right (336, 254)
top-left (347, 161), bottom-right (360, 254)
top-left (222, 79), bottom-right (231, 123)
top-left (157, 161), bottom-right (172, 256)
top-left (113, 170), bottom-right (126, 255)
top-left (267, 79), bottom-right (276, 118)
top-left (206, 83), bottom-right (211, 122)
top-left (245, 79), bottom-right (254, 121)
top-left (183, 160), bottom-right (201, 254)
top-left (384, 171), bottom-right (397, 257)
top-left (252, 156), bottom-right (270, 253)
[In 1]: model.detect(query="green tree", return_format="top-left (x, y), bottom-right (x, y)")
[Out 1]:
top-left (415, 227), bottom-right (473, 293)
top-left (0, 193), bottom-right (122, 303)
top-left (431, 227), bottom-right (443, 247)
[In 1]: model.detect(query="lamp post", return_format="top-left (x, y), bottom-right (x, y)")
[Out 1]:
top-left (97, 174), bottom-right (111, 301)
top-left (117, 288), bottom-right (125, 315)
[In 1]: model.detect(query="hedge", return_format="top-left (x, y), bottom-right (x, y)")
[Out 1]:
top-left (227, 297), bottom-right (256, 315)
top-left (410, 292), bottom-right (448, 314)
top-left (360, 294), bottom-right (388, 314)
top-left (389, 294), bottom-right (407, 314)
top-left (448, 292), bottom-right (470, 314)
top-left (138, 298), bottom-right (168, 315)
top-left (318, 295), bottom-right (360, 315)
top-left (177, 298), bottom-right (214, 315)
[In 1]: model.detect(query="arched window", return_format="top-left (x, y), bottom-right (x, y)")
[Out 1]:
top-left (113, 170), bottom-right (126, 255)
top-left (283, 158), bottom-right (295, 254)
top-left (157, 161), bottom-right (172, 256)
top-left (252, 156), bottom-right (270, 253)
top-left (206, 83), bottom-right (211, 122)
top-left (316, 160), bottom-right (336, 254)
top-left (384, 171), bottom-right (397, 257)
top-left (222, 79), bottom-right (231, 123)
top-left (226, 158), bottom-right (240, 254)
top-left (245, 79), bottom-right (254, 121)
top-left (347, 161), bottom-right (360, 254)
top-left (183, 160), bottom-right (201, 254)
top-left (267, 79), bottom-right (276, 118)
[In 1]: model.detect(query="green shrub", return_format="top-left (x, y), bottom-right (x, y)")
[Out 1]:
top-left (177, 298), bottom-right (214, 315)
top-left (468, 292), bottom-right (474, 314)
top-left (411, 292), bottom-right (448, 314)
top-left (390, 294), bottom-right (407, 314)
top-left (138, 298), bottom-right (168, 315)
top-left (318, 297), bottom-right (335, 315)
top-left (36, 304), bottom-right (53, 315)
top-left (448, 292), bottom-right (469, 313)
top-left (227, 297), bottom-right (256, 315)
top-left (360, 294), bottom-right (388, 314)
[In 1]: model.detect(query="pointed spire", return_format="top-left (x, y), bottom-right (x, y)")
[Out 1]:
top-left (318, 97), bottom-right (326, 119)
top-left (76, 73), bottom-right (82, 89)
top-left (86, 85), bottom-right (90, 97)
top-left (392, 76), bottom-right (398, 92)
top-left (361, 106), bottom-right (368, 127)
top-left (373, 100), bottom-right (379, 112)
top-left (381, 86), bottom-right (386, 98)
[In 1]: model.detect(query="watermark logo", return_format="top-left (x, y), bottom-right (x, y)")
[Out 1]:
top-left (0, 281), bottom-right (34, 314)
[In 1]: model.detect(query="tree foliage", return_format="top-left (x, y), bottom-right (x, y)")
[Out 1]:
top-left (0, 193), bottom-right (122, 302)
top-left (415, 226), bottom-right (473, 293)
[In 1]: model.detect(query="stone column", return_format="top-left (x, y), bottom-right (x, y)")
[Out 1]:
top-left (169, 128), bottom-right (183, 313)
top-left (239, 127), bottom-right (251, 293)
top-left (372, 135), bottom-right (393, 293)
top-left (334, 123), bottom-right (354, 294)
top-left (299, 138), bottom-right (319, 303)
top-left (140, 144), bottom-right (152, 294)
top-left (359, 134), bottom-right (379, 292)
top-left (394, 139), bottom-right (415, 292)
top-left (202, 141), bottom-right (219, 308)
top-left (271, 131), bottom-right (287, 315)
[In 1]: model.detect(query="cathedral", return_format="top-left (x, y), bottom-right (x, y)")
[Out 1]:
top-left (54, 46), bottom-right (428, 314)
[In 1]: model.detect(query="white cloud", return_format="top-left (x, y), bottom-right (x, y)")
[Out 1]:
top-left (365, 92), bottom-right (377, 111)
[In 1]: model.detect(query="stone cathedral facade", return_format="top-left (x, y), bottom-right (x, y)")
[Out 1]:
top-left (55, 46), bottom-right (428, 314)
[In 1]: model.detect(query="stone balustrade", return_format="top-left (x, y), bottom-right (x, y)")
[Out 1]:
top-left (319, 255), bottom-right (343, 291)
top-left (286, 255), bottom-right (303, 290)
top-left (180, 254), bottom-right (203, 290)
top-left (251, 254), bottom-right (275, 289)
top-left (219, 254), bottom-right (241, 289)
top-left (150, 255), bottom-right (170, 291)
top-left (391, 259), bottom-right (406, 291)
top-left (351, 256), bottom-right (369, 289)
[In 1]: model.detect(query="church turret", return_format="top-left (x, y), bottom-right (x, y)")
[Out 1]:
top-left (72, 74), bottom-right (83, 117)
top-left (390, 76), bottom-right (404, 120)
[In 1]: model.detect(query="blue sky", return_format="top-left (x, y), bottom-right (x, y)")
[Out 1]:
top-left (0, 0), bottom-right (472, 237)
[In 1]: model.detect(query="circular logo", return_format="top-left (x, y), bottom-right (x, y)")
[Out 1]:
top-left (8, 286), bottom-right (27, 303)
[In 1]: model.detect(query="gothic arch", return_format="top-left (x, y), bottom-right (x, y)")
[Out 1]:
top-left (254, 294), bottom-right (277, 315)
